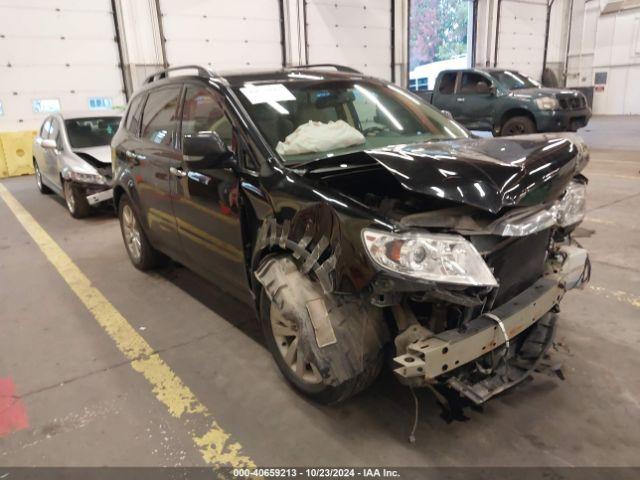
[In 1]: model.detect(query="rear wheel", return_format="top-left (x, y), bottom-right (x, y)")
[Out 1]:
top-left (63, 180), bottom-right (91, 218)
top-left (34, 161), bottom-right (52, 194)
top-left (118, 195), bottom-right (164, 270)
top-left (258, 256), bottom-right (386, 404)
top-left (500, 116), bottom-right (536, 136)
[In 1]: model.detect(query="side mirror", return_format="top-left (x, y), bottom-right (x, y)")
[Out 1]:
top-left (476, 82), bottom-right (492, 95)
top-left (41, 138), bottom-right (57, 149)
top-left (183, 131), bottom-right (233, 168)
top-left (441, 110), bottom-right (454, 120)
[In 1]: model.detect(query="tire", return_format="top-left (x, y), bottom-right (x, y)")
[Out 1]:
top-left (63, 180), bottom-right (91, 218)
top-left (34, 160), bottom-right (52, 194)
top-left (118, 195), bottom-right (165, 271)
top-left (500, 116), bottom-right (536, 136)
top-left (257, 255), bottom-right (386, 404)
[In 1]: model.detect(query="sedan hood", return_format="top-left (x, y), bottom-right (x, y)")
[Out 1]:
top-left (354, 135), bottom-right (587, 214)
top-left (73, 145), bottom-right (112, 165)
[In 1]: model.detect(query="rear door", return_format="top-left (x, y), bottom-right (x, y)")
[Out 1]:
top-left (45, 118), bottom-right (63, 189)
top-left (34, 117), bottom-right (52, 180)
top-left (135, 86), bottom-right (184, 256)
top-left (171, 83), bottom-right (249, 294)
top-left (432, 72), bottom-right (463, 118)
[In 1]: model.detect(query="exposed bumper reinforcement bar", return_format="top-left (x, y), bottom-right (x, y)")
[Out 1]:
top-left (393, 244), bottom-right (589, 390)
top-left (86, 188), bottom-right (113, 206)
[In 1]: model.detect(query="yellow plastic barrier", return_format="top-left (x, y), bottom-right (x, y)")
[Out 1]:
top-left (0, 131), bottom-right (37, 179)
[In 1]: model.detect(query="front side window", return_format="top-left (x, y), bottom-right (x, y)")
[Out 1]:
top-left (235, 79), bottom-right (469, 165)
top-left (141, 87), bottom-right (181, 147)
top-left (39, 118), bottom-right (52, 138)
top-left (460, 73), bottom-right (491, 94)
top-left (181, 86), bottom-right (232, 147)
top-left (64, 117), bottom-right (121, 148)
top-left (492, 70), bottom-right (540, 90)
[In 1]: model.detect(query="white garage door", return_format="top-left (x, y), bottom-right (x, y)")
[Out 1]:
top-left (304, 0), bottom-right (393, 81)
top-left (158, 0), bottom-right (284, 71)
top-left (0, 0), bottom-right (125, 131)
top-left (496, 0), bottom-right (548, 80)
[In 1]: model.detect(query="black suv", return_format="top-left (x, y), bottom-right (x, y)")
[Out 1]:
top-left (112, 65), bottom-right (590, 405)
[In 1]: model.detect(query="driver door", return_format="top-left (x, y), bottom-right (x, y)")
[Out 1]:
top-left (171, 84), bottom-right (248, 294)
top-left (456, 72), bottom-right (495, 130)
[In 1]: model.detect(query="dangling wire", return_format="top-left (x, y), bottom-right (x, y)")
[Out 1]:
top-left (408, 387), bottom-right (419, 444)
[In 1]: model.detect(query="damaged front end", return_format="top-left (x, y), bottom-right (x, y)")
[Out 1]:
top-left (365, 186), bottom-right (591, 405)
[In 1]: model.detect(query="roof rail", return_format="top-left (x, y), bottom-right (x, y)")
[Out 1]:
top-left (143, 65), bottom-right (214, 84)
top-left (289, 64), bottom-right (362, 74)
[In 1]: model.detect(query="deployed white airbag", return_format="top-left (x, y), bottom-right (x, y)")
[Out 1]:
top-left (276, 120), bottom-right (365, 156)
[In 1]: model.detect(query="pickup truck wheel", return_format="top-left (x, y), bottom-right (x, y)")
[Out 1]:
top-left (118, 195), bottom-right (165, 270)
top-left (257, 255), bottom-right (386, 404)
top-left (63, 180), bottom-right (91, 218)
top-left (500, 116), bottom-right (536, 136)
top-left (34, 161), bottom-right (52, 194)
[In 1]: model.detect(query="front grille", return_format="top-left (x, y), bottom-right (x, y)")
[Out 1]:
top-left (558, 94), bottom-right (586, 110)
top-left (484, 230), bottom-right (551, 307)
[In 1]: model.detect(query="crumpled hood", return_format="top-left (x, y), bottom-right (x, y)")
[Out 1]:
top-left (364, 134), bottom-right (588, 213)
top-left (73, 145), bottom-right (112, 164)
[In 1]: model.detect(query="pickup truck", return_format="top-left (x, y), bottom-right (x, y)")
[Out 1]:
top-left (418, 68), bottom-right (591, 136)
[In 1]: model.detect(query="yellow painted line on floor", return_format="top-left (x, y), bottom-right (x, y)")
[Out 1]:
top-left (589, 285), bottom-right (640, 309)
top-left (0, 182), bottom-right (254, 468)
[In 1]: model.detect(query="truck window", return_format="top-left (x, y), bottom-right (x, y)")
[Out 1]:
top-left (460, 73), bottom-right (491, 94)
top-left (438, 73), bottom-right (456, 94)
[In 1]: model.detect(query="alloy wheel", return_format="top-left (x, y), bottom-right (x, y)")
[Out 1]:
top-left (270, 303), bottom-right (323, 384)
top-left (122, 204), bottom-right (142, 262)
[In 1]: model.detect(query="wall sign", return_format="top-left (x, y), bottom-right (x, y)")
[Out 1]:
top-left (32, 99), bottom-right (61, 113)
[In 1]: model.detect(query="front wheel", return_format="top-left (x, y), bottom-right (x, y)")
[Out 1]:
top-left (500, 116), bottom-right (536, 136)
top-left (257, 256), bottom-right (386, 404)
top-left (118, 195), bottom-right (165, 270)
top-left (63, 180), bottom-right (91, 218)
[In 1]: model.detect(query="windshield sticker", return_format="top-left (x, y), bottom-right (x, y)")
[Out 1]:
top-left (240, 84), bottom-right (295, 105)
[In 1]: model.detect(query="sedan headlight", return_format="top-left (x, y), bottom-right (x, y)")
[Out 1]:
top-left (535, 96), bottom-right (560, 110)
top-left (68, 171), bottom-right (107, 185)
top-left (554, 180), bottom-right (586, 227)
top-left (362, 229), bottom-right (498, 287)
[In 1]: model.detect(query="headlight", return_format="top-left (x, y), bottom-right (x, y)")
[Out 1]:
top-left (68, 171), bottom-right (107, 185)
top-left (362, 229), bottom-right (498, 287)
top-left (535, 96), bottom-right (559, 110)
top-left (554, 180), bottom-right (586, 227)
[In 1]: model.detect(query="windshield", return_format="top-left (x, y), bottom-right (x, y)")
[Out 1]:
top-left (64, 117), bottom-right (121, 148)
top-left (234, 79), bottom-right (470, 165)
top-left (491, 70), bottom-right (540, 90)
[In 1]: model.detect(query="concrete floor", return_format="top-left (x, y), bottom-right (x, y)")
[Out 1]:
top-left (0, 115), bottom-right (639, 467)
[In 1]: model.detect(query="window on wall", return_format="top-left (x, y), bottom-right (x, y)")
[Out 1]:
top-left (32, 99), bottom-right (61, 113)
top-left (88, 97), bottom-right (113, 110)
top-left (0, 101), bottom-right (4, 116)
top-left (408, 0), bottom-right (473, 92)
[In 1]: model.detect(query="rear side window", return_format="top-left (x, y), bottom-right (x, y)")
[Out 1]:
top-left (439, 73), bottom-right (457, 94)
top-left (125, 94), bottom-right (145, 135)
top-left (140, 87), bottom-right (181, 147)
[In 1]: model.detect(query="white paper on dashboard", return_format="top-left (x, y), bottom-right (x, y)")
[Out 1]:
top-left (240, 84), bottom-right (295, 104)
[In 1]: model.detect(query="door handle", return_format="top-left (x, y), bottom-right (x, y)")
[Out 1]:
top-left (456, 97), bottom-right (466, 102)
top-left (125, 150), bottom-right (137, 159)
top-left (169, 166), bottom-right (187, 178)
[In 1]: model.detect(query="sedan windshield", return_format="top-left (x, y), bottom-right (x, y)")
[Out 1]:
top-left (65, 117), bottom-right (121, 148)
top-left (234, 79), bottom-right (469, 165)
top-left (491, 70), bottom-right (540, 90)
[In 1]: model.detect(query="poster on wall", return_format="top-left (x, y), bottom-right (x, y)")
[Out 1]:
top-left (408, 0), bottom-right (473, 92)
